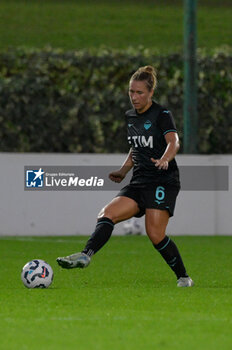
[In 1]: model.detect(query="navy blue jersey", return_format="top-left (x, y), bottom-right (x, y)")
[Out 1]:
top-left (126, 101), bottom-right (180, 185)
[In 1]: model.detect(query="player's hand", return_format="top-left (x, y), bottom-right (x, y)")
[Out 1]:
top-left (151, 158), bottom-right (169, 170)
top-left (109, 170), bottom-right (125, 183)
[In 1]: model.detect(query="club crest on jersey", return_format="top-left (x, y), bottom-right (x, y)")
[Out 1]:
top-left (144, 120), bottom-right (152, 130)
top-left (128, 135), bottom-right (153, 148)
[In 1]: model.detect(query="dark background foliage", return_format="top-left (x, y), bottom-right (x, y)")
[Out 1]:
top-left (0, 47), bottom-right (231, 153)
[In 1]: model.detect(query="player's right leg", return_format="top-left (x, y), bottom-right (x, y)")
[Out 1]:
top-left (56, 196), bottom-right (139, 269)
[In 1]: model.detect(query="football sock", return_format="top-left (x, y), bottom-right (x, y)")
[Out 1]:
top-left (154, 236), bottom-right (188, 279)
top-left (82, 217), bottom-right (114, 256)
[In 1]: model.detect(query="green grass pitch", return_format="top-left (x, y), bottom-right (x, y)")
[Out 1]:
top-left (0, 0), bottom-right (231, 52)
top-left (0, 235), bottom-right (231, 350)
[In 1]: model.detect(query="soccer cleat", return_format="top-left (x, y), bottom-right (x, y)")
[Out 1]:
top-left (56, 252), bottom-right (91, 269)
top-left (177, 276), bottom-right (194, 287)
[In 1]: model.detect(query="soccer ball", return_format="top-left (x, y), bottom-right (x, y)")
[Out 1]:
top-left (123, 218), bottom-right (142, 235)
top-left (21, 259), bottom-right (54, 289)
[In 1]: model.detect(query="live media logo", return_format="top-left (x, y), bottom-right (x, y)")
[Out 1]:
top-left (25, 168), bottom-right (44, 188)
top-left (24, 166), bottom-right (105, 191)
top-left (24, 165), bottom-right (229, 191)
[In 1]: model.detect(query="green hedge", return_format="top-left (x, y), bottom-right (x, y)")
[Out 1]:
top-left (0, 47), bottom-right (231, 153)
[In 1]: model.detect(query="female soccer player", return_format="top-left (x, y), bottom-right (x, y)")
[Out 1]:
top-left (57, 66), bottom-right (194, 287)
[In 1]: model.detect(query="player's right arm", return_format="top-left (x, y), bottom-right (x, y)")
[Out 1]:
top-left (109, 148), bottom-right (134, 183)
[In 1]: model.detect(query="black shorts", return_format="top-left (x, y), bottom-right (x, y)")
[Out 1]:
top-left (116, 183), bottom-right (180, 217)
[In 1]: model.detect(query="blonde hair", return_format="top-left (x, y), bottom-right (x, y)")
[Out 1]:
top-left (130, 65), bottom-right (157, 91)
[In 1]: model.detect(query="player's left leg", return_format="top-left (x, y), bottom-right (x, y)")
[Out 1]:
top-left (145, 209), bottom-right (194, 287)
top-left (57, 196), bottom-right (139, 269)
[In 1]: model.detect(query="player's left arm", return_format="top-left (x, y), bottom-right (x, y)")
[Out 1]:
top-left (151, 132), bottom-right (180, 170)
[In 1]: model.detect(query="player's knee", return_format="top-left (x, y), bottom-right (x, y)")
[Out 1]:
top-left (146, 226), bottom-right (165, 244)
top-left (147, 232), bottom-right (165, 245)
top-left (97, 206), bottom-right (115, 222)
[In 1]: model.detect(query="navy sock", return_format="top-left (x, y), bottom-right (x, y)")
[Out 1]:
top-left (154, 236), bottom-right (188, 279)
top-left (82, 217), bottom-right (114, 256)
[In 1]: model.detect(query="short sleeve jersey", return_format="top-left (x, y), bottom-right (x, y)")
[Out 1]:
top-left (126, 101), bottom-right (180, 185)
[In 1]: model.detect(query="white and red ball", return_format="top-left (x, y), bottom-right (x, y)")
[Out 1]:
top-left (21, 259), bottom-right (53, 288)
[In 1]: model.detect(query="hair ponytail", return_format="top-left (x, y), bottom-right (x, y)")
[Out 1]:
top-left (130, 65), bottom-right (157, 91)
